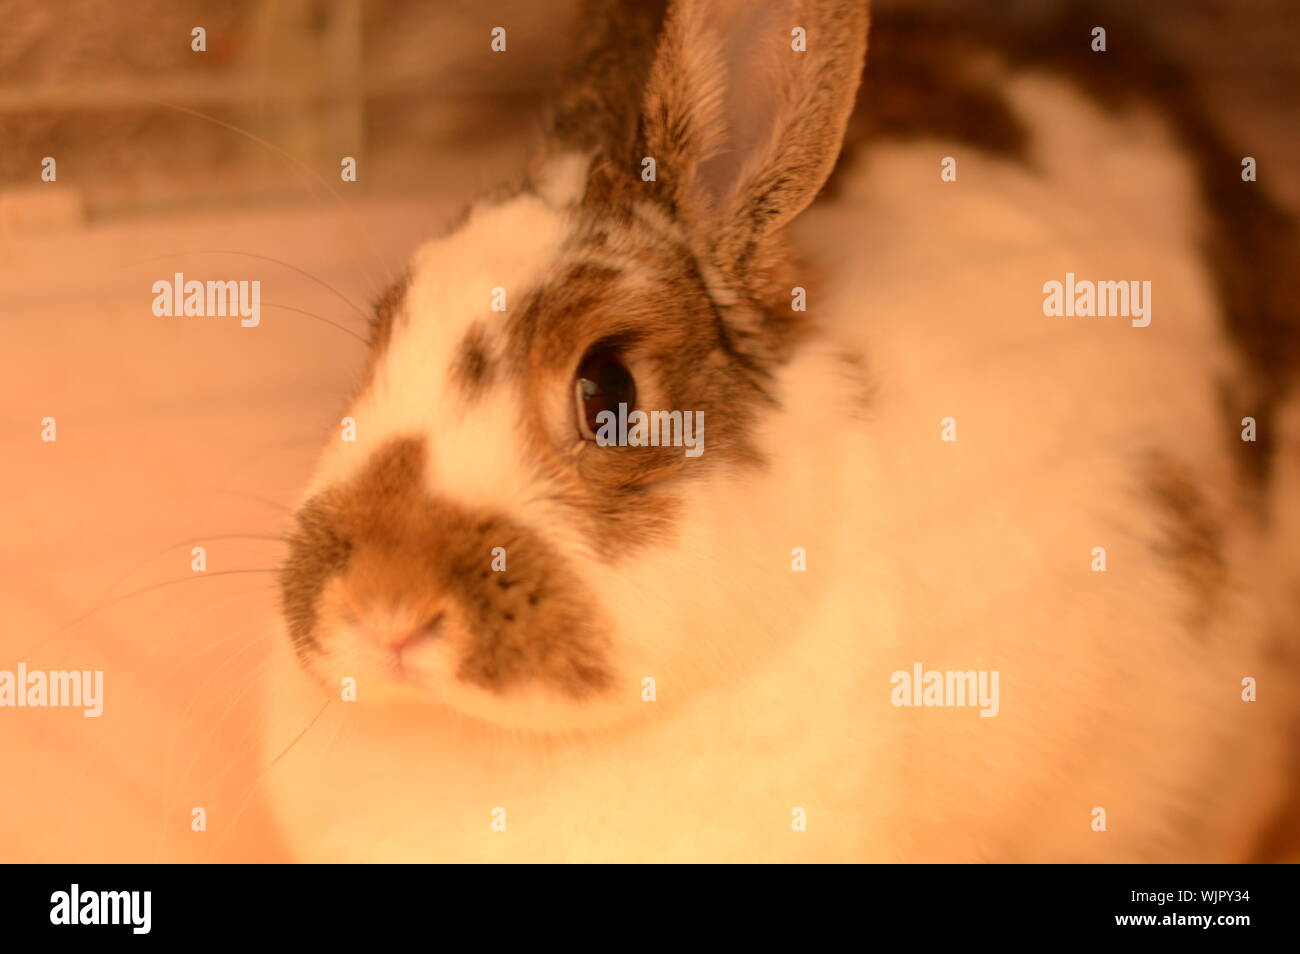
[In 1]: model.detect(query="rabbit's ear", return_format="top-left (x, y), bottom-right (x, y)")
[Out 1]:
top-left (641, 0), bottom-right (868, 277)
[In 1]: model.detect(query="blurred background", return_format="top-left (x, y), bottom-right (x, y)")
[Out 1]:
top-left (0, 0), bottom-right (1296, 226)
top-left (0, 1), bottom-right (1296, 863)
top-left (0, 0), bottom-right (568, 222)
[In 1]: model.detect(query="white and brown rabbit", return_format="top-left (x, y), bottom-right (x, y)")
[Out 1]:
top-left (264, 0), bottom-right (1300, 862)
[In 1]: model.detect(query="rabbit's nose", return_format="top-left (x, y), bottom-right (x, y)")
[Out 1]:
top-left (374, 611), bottom-right (446, 650)
top-left (336, 593), bottom-right (449, 655)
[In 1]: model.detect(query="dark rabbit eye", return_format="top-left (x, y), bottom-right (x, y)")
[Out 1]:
top-left (574, 347), bottom-right (636, 441)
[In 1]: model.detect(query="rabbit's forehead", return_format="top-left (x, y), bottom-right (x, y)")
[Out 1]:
top-left (309, 192), bottom-right (572, 504)
top-left (403, 193), bottom-right (571, 388)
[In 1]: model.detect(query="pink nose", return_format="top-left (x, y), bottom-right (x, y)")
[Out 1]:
top-left (371, 611), bottom-right (446, 651)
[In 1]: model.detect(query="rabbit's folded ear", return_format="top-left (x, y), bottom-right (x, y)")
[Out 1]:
top-left (642, 0), bottom-right (868, 277)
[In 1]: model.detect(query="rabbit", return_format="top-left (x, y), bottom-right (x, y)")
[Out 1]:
top-left (262, 0), bottom-right (1300, 862)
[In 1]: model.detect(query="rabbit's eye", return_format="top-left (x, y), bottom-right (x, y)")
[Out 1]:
top-left (574, 347), bottom-right (636, 442)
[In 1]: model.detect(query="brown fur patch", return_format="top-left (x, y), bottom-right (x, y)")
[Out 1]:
top-left (835, 349), bottom-right (874, 417)
top-left (354, 272), bottom-right (411, 396)
top-left (828, 9), bottom-right (1030, 196)
top-left (367, 273), bottom-right (409, 360)
top-left (502, 231), bottom-right (777, 560)
top-left (545, 0), bottom-right (669, 156)
top-left (450, 323), bottom-right (495, 398)
top-left (1142, 452), bottom-right (1228, 633)
top-left (280, 498), bottom-right (353, 656)
top-left (281, 438), bottom-right (613, 698)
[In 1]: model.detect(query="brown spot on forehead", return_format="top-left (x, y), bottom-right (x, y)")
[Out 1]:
top-left (1141, 451), bottom-right (1227, 636)
top-left (450, 323), bottom-right (496, 398)
top-left (281, 437), bottom-right (612, 698)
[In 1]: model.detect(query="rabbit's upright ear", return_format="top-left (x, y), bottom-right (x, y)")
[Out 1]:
top-left (641, 0), bottom-right (868, 278)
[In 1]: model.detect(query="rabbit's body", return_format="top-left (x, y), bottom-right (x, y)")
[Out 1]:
top-left (263, 1), bottom-right (1299, 862)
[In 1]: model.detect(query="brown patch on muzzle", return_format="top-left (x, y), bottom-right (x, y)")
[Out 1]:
top-left (280, 437), bottom-right (613, 698)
